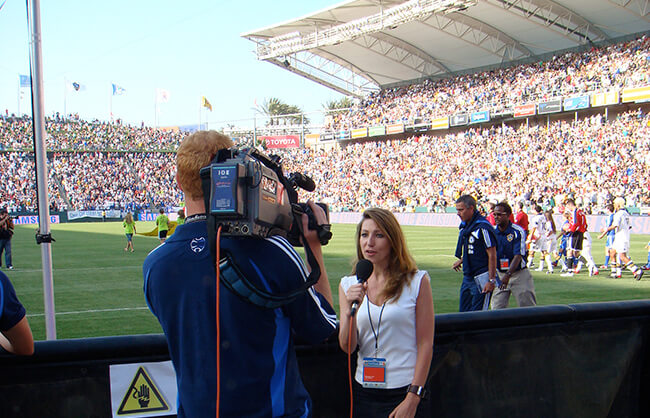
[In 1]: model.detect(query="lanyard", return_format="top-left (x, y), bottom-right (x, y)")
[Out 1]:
top-left (367, 297), bottom-right (386, 357)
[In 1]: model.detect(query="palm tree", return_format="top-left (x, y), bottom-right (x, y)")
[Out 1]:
top-left (323, 97), bottom-right (353, 114)
top-left (258, 98), bottom-right (308, 126)
top-left (258, 97), bottom-right (286, 126)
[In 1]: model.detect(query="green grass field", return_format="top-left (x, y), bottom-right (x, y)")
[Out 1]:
top-left (5, 221), bottom-right (650, 341)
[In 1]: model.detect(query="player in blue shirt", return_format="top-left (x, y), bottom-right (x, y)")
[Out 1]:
top-left (551, 212), bottom-right (571, 273)
top-left (597, 203), bottom-right (616, 272)
top-left (144, 131), bottom-right (337, 418)
top-left (452, 195), bottom-right (497, 312)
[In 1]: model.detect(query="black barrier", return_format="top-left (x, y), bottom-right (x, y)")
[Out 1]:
top-left (1, 301), bottom-right (649, 417)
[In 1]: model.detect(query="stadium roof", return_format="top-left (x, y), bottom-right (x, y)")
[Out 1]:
top-left (242, 0), bottom-right (649, 97)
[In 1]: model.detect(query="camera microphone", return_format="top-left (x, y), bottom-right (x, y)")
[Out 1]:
top-left (289, 172), bottom-right (316, 192)
top-left (350, 259), bottom-right (373, 317)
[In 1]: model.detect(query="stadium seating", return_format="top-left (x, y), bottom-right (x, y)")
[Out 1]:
top-left (0, 35), bottom-right (648, 214)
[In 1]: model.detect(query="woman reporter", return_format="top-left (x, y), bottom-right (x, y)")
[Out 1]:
top-left (339, 208), bottom-right (434, 418)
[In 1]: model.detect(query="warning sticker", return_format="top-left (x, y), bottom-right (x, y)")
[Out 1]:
top-left (110, 361), bottom-right (177, 418)
top-left (117, 367), bottom-right (169, 415)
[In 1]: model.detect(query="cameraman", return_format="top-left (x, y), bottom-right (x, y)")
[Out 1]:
top-left (144, 131), bottom-right (337, 418)
top-left (0, 207), bottom-right (14, 269)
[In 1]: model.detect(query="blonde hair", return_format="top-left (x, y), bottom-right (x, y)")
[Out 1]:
top-left (176, 131), bottom-right (234, 200)
top-left (354, 208), bottom-right (418, 302)
top-left (613, 197), bottom-right (626, 210)
top-left (124, 212), bottom-right (133, 224)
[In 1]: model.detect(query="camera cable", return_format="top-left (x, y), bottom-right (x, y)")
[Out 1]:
top-left (215, 225), bottom-right (222, 418)
top-left (347, 314), bottom-right (355, 418)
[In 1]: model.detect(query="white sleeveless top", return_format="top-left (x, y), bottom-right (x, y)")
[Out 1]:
top-left (340, 270), bottom-right (428, 388)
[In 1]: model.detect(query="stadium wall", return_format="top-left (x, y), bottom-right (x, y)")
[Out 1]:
top-left (330, 212), bottom-right (650, 235)
top-left (9, 211), bottom-right (650, 234)
top-left (0, 301), bottom-right (649, 417)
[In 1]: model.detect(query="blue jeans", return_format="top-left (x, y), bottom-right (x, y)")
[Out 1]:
top-left (459, 278), bottom-right (488, 312)
top-left (0, 238), bottom-right (12, 267)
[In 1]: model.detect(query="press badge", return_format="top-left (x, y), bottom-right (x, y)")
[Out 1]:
top-left (499, 258), bottom-right (510, 271)
top-left (362, 357), bottom-right (387, 388)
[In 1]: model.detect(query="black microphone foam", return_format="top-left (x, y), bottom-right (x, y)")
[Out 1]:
top-left (350, 259), bottom-right (373, 316)
top-left (291, 172), bottom-right (316, 192)
top-left (355, 259), bottom-right (373, 284)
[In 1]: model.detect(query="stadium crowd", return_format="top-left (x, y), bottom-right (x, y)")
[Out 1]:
top-left (0, 35), bottom-right (648, 214)
top-left (328, 35), bottom-right (649, 130)
top-left (0, 114), bottom-right (184, 151)
top-left (285, 108), bottom-right (650, 213)
top-left (3, 106), bottom-right (647, 214)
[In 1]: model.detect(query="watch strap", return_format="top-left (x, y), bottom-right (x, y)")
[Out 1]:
top-left (406, 384), bottom-right (427, 398)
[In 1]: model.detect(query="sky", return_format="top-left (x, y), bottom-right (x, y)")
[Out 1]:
top-left (0, 0), bottom-right (347, 129)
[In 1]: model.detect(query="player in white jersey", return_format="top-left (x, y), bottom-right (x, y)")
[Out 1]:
top-left (602, 197), bottom-right (644, 280)
top-left (543, 210), bottom-right (558, 274)
top-left (527, 205), bottom-right (549, 271)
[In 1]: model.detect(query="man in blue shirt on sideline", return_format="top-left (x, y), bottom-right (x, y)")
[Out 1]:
top-left (452, 194), bottom-right (497, 312)
top-left (491, 202), bottom-right (537, 309)
top-left (144, 131), bottom-right (337, 417)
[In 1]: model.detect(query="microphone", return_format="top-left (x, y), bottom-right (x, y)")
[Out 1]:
top-left (289, 172), bottom-right (316, 192)
top-left (350, 259), bottom-right (373, 317)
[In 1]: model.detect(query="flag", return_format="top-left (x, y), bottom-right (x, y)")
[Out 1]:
top-left (67, 81), bottom-right (86, 92)
top-left (201, 96), bottom-right (212, 111)
top-left (156, 88), bottom-right (170, 103)
top-left (19, 75), bottom-right (31, 88)
top-left (112, 83), bottom-right (126, 96)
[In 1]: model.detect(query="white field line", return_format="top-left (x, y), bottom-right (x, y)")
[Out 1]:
top-left (6, 265), bottom-right (142, 274)
top-left (26, 306), bottom-right (149, 317)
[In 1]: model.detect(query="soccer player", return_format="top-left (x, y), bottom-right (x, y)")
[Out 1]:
top-left (543, 210), bottom-right (557, 274)
top-left (527, 205), bottom-right (547, 271)
top-left (561, 199), bottom-right (587, 277)
top-left (555, 211), bottom-right (572, 274)
top-left (575, 232), bottom-right (599, 276)
top-left (601, 197), bottom-right (644, 280)
top-left (598, 203), bottom-right (616, 274)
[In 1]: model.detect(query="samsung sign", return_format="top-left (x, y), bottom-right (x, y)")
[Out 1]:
top-left (14, 215), bottom-right (60, 225)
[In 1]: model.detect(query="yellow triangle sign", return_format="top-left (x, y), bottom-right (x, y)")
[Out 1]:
top-left (117, 366), bottom-right (170, 415)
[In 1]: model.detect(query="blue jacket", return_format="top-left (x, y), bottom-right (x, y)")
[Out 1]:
top-left (144, 220), bottom-right (337, 417)
top-left (455, 211), bottom-right (497, 279)
top-left (0, 271), bottom-right (25, 332)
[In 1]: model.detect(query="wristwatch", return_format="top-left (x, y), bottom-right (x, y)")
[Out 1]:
top-left (488, 278), bottom-right (496, 284)
top-left (407, 384), bottom-right (427, 399)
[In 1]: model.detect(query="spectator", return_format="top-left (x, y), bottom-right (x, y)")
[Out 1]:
top-left (0, 207), bottom-right (14, 270)
top-left (0, 271), bottom-right (34, 355)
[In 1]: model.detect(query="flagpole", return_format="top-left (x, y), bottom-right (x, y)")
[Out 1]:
top-left (63, 77), bottom-right (67, 120)
top-left (17, 78), bottom-right (20, 116)
top-left (28, 0), bottom-right (57, 340)
top-left (109, 86), bottom-right (113, 122)
top-left (154, 90), bottom-right (158, 128)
